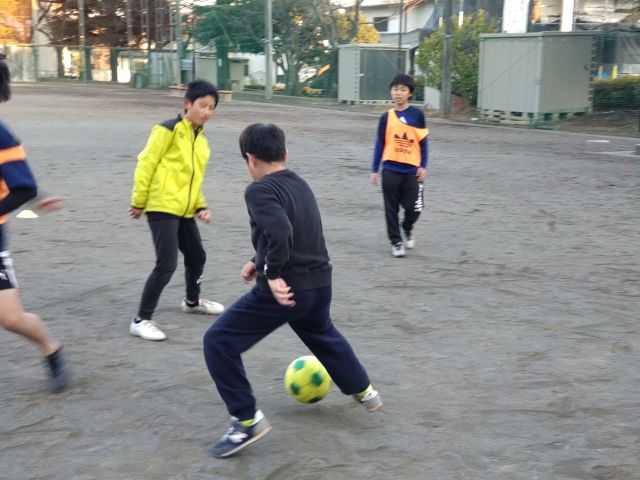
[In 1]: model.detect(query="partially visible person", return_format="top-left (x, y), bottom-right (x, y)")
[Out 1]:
top-left (371, 73), bottom-right (429, 258)
top-left (129, 79), bottom-right (224, 341)
top-left (0, 53), bottom-right (69, 392)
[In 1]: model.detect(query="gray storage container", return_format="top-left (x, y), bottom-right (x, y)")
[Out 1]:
top-left (338, 44), bottom-right (408, 102)
top-left (478, 32), bottom-right (595, 118)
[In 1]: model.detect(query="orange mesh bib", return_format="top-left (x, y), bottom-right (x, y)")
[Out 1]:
top-left (381, 109), bottom-right (429, 167)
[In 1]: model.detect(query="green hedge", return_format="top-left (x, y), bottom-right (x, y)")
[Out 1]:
top-left (592, 77), bottom-right (640, 110)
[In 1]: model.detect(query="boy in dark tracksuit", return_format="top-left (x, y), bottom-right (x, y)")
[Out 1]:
top-left (371, 74), bottom-right (429, 258)
top-left (203, 123), bottom-right (382, 458)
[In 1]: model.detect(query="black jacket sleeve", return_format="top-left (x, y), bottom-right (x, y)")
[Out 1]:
top-left (245, 182), bottom-right (292, 279)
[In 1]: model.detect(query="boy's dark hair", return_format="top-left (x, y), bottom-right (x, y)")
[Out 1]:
top-left (239, 123), bottom-right (286, 163)
top-left (185, 79), bottom-right (219, 106)
top-left (389, 74), bottom-right (415, 94)
top-left (0, 54), bottom-right (11, 103)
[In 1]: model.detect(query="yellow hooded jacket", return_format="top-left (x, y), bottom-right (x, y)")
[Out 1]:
top-left (131, 116), bottom-right (210, 217)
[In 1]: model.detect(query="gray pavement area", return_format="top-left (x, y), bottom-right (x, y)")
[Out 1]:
top-left (0, 83), bottom-right (639, 480)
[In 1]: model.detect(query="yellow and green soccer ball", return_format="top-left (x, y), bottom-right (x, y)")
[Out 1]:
top-left (284, 355), bottom-right (332, 404)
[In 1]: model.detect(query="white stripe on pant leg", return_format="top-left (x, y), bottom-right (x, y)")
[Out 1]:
top-left (0, 251), bottom-right (19, 288)
top-left (414, 183), bottom-right (424, 212)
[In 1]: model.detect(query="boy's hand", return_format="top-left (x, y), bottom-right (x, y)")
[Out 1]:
top-left (370, 172), bottom-right (378, 186)
top-left (197, 208), bottom-right (211, 224)
top-left (129, 207), bottom-right (143, 219)
top-left (240, 261), bottom-right (257, 283)
top-left (417, 167), bottom-right (427, 183)
top-left (267, 277), bottom-right (296, 307)
top-left (32, 196), bottom-right (66, 213)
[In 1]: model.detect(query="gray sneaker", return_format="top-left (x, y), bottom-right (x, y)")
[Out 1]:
top-left (392, 242), bottom-right (405, 257)
top-left (353, 389), bottom-right (383, 412)
top-left (405, 232), bottom-right (415, 249)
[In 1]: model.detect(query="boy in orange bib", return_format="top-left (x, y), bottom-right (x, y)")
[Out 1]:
top-left (371, 74), bottom-right (429, 257)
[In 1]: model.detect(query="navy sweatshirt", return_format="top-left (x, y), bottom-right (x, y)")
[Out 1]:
top-left (0, 122), bottom-right (38, 252)
top-left (245, 169), bottom-right (332, 293)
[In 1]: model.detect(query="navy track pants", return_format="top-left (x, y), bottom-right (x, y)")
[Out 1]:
top-left (203, 285), bottom-right (370, 420)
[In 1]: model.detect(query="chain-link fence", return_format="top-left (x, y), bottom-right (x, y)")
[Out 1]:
top-left (0, 44), bottom-right (178, 88)
top-left (592, 30), bottom-right (640, 110)
top-left (578, 29), bottom-right (640, 136)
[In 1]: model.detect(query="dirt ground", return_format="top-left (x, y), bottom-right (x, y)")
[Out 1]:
top-left (554, 110), bottom-right (640, 137)
top-left (1, 84), bottom-right (639, 480)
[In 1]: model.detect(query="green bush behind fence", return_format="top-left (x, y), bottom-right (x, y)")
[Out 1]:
top-left (592, 77), bottom-right (640, 110)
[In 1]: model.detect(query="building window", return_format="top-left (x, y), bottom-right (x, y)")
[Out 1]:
top-left (373, 16), bottom-right (389, 32)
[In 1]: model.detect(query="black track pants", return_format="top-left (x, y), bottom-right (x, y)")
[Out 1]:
top-left (381, 169), bottom-right (424, 245)
top-left (137, 212), bottom-right (206, 319)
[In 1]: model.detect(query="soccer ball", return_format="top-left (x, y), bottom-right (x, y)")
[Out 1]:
top-left (284, 355), bottom-right (332, 404)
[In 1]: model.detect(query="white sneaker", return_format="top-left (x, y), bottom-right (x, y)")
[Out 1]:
top-left (181, 298), bottom-right (224, 315)
top-left (392, 242), bottom-right (406, 257)
top-left (129, 319), bottom-right (167, 341)
top-left (405, 232), bottom-right (415, 249)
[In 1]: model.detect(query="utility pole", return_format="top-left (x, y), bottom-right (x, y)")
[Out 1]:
top-left (142, 0), bottom-right (150, 48)
top-left (79, 0), bottom-right (88, 81)
top-left (31, 0), bottom-right (39, 81)
top-left (157, 1), bottom-right (166, 46)
top-left (126, 0), bottom-right (134, 83)
top-left (175, 0), bottom-right (182, 85)
top-left (126, 0), bottom-right (134, 46)
top-left (397, 0), bottom-right (404, 72)
top-left (440, 0), bottom-right (452, 117)
top-left (265, 0), bottom-right (273, 99)
top-left (560, 0), bottom-right (575, 32)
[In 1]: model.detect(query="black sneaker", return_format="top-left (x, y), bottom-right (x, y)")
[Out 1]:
top-left (210, 410), bottom-right (271, 458)
top-left (45, 347), bottom-right (70, 393)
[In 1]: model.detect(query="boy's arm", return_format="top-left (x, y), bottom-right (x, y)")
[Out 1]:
top-left (0, 156), bottom-right (38, 216)
top-left (0, 187), bottom-right (37, 216)
top-left (130, 125), bottom-right (173, 209)
top-left (418, 109), bottom-right (428, 169)
top-left (245, 183), bottom-right (292, 280)
top-left (195, 142), bottom-right (208, 214)
top-left (195, 191), bottom-right (207, 212)
top-left (371, 113), bottom-right (388, 174)
top-left (420, 137), bottom-right (429, 169)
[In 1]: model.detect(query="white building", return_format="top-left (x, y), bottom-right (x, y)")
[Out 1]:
top-left (359, 0), bottom-right (438, 49)
top-left (533, 0), bottom-right (637, 25)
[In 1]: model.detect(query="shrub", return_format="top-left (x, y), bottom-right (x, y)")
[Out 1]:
top-left (416, 33), bottom-right (443, 90)
top-left (414, 75), bottom-right (425, 102)
top-left (592, 77), bottom-right (640, 110)
top-left (416, 10), bottom-right (498, 106)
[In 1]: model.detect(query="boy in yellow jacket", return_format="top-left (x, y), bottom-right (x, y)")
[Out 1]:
top-left (128, 80), bottom-right (224, 341)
